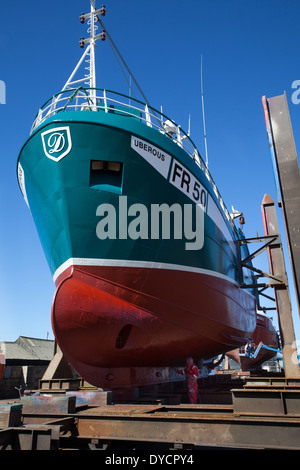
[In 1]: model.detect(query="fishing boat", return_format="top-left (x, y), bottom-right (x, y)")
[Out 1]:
top-left (17, 1), bottom-right (272, 387)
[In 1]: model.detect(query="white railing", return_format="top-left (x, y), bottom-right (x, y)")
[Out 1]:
top-left (31, 87), bottom-right (200, 160)
top-left (31, 87), bottom-right (237, 234)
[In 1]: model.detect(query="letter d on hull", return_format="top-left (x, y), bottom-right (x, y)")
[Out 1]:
top-left (41, 126), bottom-right (72, 161)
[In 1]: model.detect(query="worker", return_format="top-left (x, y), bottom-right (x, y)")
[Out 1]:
top-left (250, 340), bottom-right (255, 356)
top-left (245, 339), bottom-right (255, 358)
top-left (175, 357), bottom-right (199, 404)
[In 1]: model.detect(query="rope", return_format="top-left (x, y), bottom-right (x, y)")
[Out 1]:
top-left (96, 15), bottom-right (150, 107)
top-left (105, 33), bottom-right (138, 101)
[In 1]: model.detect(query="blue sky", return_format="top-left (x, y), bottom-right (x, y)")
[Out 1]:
top-left (1, 0), bottom-right (300, 353)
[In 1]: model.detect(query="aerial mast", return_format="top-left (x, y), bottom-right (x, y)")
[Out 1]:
top-left (61, 1), bottom-right (106, 103)
top-left (201, 55), bottom-right (209, 168)
top-left (88, 0), bottom-right (97, 96)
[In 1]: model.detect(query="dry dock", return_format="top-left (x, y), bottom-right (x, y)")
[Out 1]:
top-left (2, 92), bottom-right (300, 451)
top-left (1, 375), bottom-right (300, 450)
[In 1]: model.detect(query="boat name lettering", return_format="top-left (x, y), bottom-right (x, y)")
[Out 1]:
top-left (131, 136), bottom-right (207, 211)
top-left (131, 136), bottom-right (171, 178)
top-left (170, 160), bottom-right (207, 210)
top-left (133, 138), bottom-right (165, 161)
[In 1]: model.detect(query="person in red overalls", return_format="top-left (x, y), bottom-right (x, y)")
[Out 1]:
top-left (176, 357), bottom-right (199, 404)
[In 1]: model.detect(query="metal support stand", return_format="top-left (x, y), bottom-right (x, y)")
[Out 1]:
top-left (41, 342), bottom-right (75, 383)
top-left (261, 194), bottom-right (300, 378)
top-left (237, 195), bottom-right (300, 378)
top-left (263, 92), bottom-right (300, 316)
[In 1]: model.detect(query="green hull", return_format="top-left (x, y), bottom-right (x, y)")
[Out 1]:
top-left (18, 107), bottom-right (251, 284)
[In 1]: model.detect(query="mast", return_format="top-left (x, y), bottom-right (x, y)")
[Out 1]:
top-left (59, 1), bottom-right (150, 111)
top-left (201, 55), bottom-right (209, 168)
top-left (88, 0), bottom-right (97, 103)
top-left (61, 1), bottom-right (106, 101)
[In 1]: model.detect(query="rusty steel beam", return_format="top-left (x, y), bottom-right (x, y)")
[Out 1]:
top-left (4, 402), bottom-right (299, 450)
top-left (21, 395), bottom-right (77, 415)
top-left (263, 93), bottom-right (300, 315)
top-left (0, 424), bottom-right (61, 450)
top-left (0, 428), bottom-right (14, 449)
top-left (74, 406), bottom-right (300, 450)
top-left (232, 388), bottom-right (300, 416)
top-left (261, 194), bottom-right (300, 378)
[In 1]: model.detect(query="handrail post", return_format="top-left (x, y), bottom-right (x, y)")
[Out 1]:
top-left (145, 105), bottom-right (152, 127)
top-left (176, 126), bottom-right (183, 148)
top-left (103, 89), bottom-right (108, 112)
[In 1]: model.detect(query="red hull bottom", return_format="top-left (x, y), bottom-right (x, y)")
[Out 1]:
top-left (52, 264), bottom-right (256, 387)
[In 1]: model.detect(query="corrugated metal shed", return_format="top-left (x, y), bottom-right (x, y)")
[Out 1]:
top-left (4, 337), bottom-right (54, 363)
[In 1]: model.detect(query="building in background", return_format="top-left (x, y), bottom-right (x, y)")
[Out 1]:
top-left (0, 337), bottom-right (54, 398)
